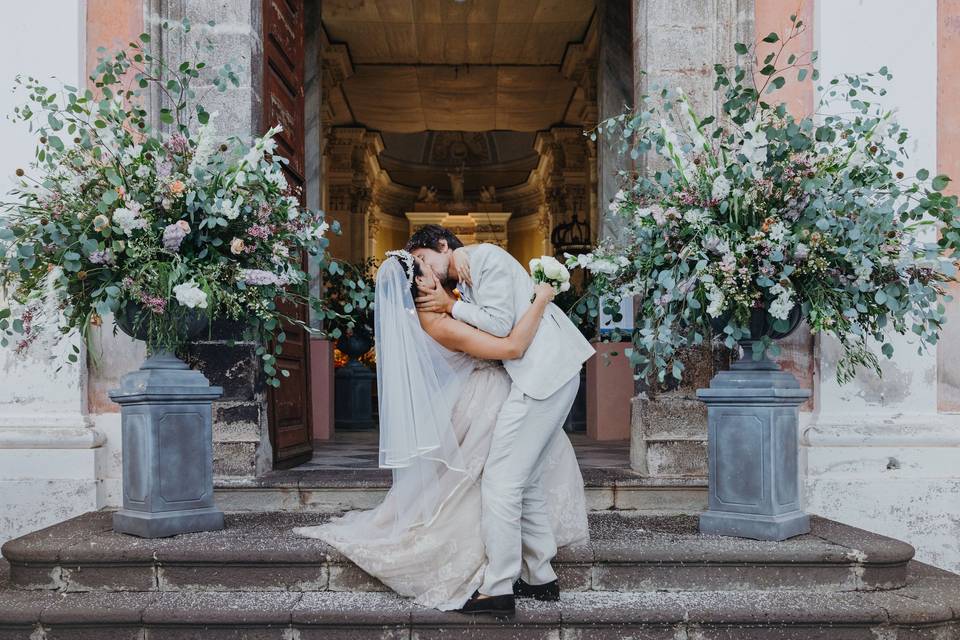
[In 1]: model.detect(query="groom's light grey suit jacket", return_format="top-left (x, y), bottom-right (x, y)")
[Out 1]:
top-left (452, 244), bottom-right (595, 401)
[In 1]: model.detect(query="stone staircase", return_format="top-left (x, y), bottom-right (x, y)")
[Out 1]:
top-left (2, 510), bottom-right (959, 638)
top-left (213, 467), bottom-right (710, 515)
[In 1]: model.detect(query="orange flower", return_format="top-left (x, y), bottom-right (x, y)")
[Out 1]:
top-left (169, 180), bottom-right (185, 195)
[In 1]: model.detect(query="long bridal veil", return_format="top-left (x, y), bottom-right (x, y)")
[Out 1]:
top-left (373, 256), bottom-right (476, 533)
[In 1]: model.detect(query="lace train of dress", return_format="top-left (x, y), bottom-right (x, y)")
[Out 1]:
top-left (293, 361), bottom-right (589, 610)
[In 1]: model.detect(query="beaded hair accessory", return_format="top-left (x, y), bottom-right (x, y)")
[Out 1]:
top-left (385, 249), bottom-right (416, 285)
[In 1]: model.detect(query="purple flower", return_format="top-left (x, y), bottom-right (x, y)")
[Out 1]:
top-left (88, 249), bottom-right (115, 265)
top-left (240, 269), bottom-right (289, 286)
top-left (247, 224), bottom-right (271, 240)
top-left (162, 220), bottom-right (191, 252)
top-left (164, 133), bottom-right (190, 155)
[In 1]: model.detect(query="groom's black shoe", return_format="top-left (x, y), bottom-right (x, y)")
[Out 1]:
top-left (458, 590), bottom-right (516, 616)
top-left (513, 578), bottom-right (560, 602)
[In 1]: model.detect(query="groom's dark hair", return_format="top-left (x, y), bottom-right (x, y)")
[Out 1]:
top-left (405, 224), bottom-right (464, 253)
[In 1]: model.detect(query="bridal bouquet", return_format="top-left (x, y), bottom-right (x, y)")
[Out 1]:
top-left (0, 23), bottom-right (363, 387)
top-left (530, 255), bottom-right (572, 295)
top-left (569, 16), bottom-right (960, 384)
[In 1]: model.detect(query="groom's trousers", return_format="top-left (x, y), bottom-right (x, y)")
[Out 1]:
top-left (479, 373), bottom-right (580, 596)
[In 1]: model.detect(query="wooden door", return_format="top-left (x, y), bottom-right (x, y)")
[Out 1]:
top-left (263, 0), bottom-right (313, 467)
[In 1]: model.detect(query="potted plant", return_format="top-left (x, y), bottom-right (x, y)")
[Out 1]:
top-left (0, 23), bottom-right (364, 537)
top-left (570, 16), bottom-right (960, 540)
top-left (324, 259), bottom-right (377, 430)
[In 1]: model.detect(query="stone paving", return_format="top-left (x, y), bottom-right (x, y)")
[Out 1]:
top-left (298, 431), bottom-right (630, 471)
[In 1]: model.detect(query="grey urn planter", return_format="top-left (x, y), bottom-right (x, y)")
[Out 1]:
top-left (109, 350), bottom-right (224, 538)
top-left (697, 311), bottom-right (811, 541)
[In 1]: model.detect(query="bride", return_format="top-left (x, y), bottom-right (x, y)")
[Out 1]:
top-left (294, 250), bottom-right (588, 611)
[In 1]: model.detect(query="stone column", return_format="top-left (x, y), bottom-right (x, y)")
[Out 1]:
top-left (628, 0), bottom-right (753, 479)
top-left (596, 0), bottom-right (634, 241)
top-left (144, 0), bottom-right (273, 478)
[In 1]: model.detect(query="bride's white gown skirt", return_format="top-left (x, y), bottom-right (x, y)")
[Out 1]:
top-left (294, 362), bottom-right (589, 610)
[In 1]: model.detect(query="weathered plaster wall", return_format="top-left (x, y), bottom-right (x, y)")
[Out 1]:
top-left (0, 0), bottom-right (100, 549)
top-left (802, 0), bottom-right (960, 573)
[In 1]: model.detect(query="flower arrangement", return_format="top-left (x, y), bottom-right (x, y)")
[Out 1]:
top-left (570, 16), bottom-right (960, 384)
top-left (323, 258), bottom-right (376, 342)
top-left (0, 22), bottom-right (364, 387)
top-left (529, 255), bottom-right (572, 294)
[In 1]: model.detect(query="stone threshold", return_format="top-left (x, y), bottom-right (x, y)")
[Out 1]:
top-left (0, 565), bottom-right (958, 640)
top-left (213, 468), bottom-right (710, 513)
top-left (2, 512), bottom-right (915, 594)
top-left (213, 467), bottom-right (707, 489)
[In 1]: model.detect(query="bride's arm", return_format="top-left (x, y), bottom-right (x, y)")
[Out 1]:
top-left (422, 283), bottom-right (555, 360)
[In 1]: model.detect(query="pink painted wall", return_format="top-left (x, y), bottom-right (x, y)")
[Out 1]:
top-left (586, 342), bottom-right (633, 441)
top-left (311, 339), bottom-right (336, 441)
top-left (937, 0), bottom-right (960, 411)
top-left (755, 0), bottom-right (817, 411)
top-left (85, 0), bottom-right (143, 81)
top-left (754, 0), bottom-right (816, 118)
top-left (85, 1), bottom-right (145, 415)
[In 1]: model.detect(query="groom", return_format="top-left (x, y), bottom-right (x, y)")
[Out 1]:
top-left (408, 225), bottom-right (594, 615)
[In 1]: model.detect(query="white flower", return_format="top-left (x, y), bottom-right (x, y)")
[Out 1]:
top-left (683, 208), bottom-right (711, 227)
top-left (711, 175), bottom-right (731, 201)
top-left (220, 196), bottom-right (243, 220)
top-left (768, 221), bottom-right (787, 243)
top-left (768, 283), bottom-right (795, 320)
top-left (173, 282), bottom-right (208, 309)
top-left (854, 260), bottom-right (873, 284)
top-left (265, 168), bottom-right (287, 190)
top-left (529, 258), bottom-right (543, 273)
top-left (559, 281), bottom-right (571, 292)
top-left (188, 112), bottom-right (218, 175)
top-left (540, 256), bottom-right (565, 280)
top-left (230, 237), bottom-right (246, 255)
top-left (299, 220), bottom-right (329, 243)
top-left (112, 206), bottom-right (148, 236)
top-left (706, 284), bottom-right (726, 318)
top-left (135, 164), bottom-right (152, 179)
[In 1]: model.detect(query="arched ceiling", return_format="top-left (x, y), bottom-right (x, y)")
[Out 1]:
top-left (378, 131), bottom-right (539, 190)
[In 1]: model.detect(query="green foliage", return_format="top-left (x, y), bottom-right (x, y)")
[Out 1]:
top-left (0, 22), bottom-right (351, 388)
top-left (573, 14), bottom-right (960, 386)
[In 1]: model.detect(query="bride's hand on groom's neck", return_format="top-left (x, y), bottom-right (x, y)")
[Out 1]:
top-left (415, 271), bottom-right (456, 315)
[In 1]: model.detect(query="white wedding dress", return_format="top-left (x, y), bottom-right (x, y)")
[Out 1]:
top-left (294, 357), bottom-right (589, 610)
top-left (295, 256), bottom-right (588, 610)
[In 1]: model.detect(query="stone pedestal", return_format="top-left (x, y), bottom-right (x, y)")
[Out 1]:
top-left (109, 352), bottom-right (224, 538)
top-left (697, 343), bottom-right (811, 541)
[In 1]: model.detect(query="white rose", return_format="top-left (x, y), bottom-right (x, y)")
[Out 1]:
top-left (559, 281), bottom-right (571, 292)
top-left (529, 258), bottom-right (542, 273)
top-left (173, 282), bottom-right (208, 309)
top-left (230, 237), bottom-right (246, 255)
top-left (540, 256), bottom-right (564, 280)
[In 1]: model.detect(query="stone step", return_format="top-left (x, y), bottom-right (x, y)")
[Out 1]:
top-left (2, 512), bottom-right (915, 595)
top-left (214, 468), bottom-right (709, 514)
top-left (634, 438), bottom-right (709, 478)
top-left (1, 562), bottom-right (958, 640)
